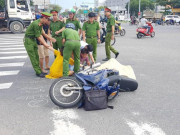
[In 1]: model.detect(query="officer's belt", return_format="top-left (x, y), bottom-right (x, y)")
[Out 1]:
top-left (25, 35), bottom-right (35, 39)
top-left (66, 39), bottom-right (80, 42)
top-left (53, 35), bottom-right (62, 38)
top-left (86, 36), bottom-right (97, 39)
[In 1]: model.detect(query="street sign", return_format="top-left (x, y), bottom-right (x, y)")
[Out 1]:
top-left (138, 12), bottom-right (140, 15)
top-left (83, 10), bottom-right (88, 14)
top-left (81, 5), bottom-right (89, 8)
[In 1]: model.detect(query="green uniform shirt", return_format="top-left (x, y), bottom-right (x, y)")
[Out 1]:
top-left (62, 28), bottom-right (80, 40)
top-left (50, 20), bottom-right (65, 37)
top-left (25, 19), bottom-right (42, 38)
top-left (106, 14), bottom-right (115, 32)
top-left (66, 18), bottom-right (81, 31)
top-left (82, 21), bottom-right (100, 37)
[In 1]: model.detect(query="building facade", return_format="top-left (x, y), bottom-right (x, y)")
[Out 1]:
top-left (32, 0), bottom-right (50, 11)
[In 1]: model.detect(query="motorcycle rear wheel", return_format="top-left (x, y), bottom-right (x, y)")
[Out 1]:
top-left (120, 29), bottom-right (126, 36)
top-left (49, 77), bottom-right (83, 108)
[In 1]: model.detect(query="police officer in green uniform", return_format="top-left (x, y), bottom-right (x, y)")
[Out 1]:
top-left (48, 10), bottom-right (65, 53)
top-left (62, 23), bottom-right (80, 76)
top-left (103, 8), bottom-right (119, 61)
top-left (66, 9), bottom-right (82, 35)
top-left (82, 12), bottom-right (100, 62)
top-left (24, 12), bottom-right (56, 78)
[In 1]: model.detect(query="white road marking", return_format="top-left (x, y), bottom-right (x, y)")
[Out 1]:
top-left (50, 109), bottom-right (86, 135)
top-left (0, 82), bottom-right (13, 89)
top-left (126, 120), bottom-right (166, 135)
top-left (0, 45), bottom-right (24, 47)
top-left (0, 70), bottom-right (19, 76)
top-left (0, 42), bottom-right (23, 45)
top-left (0, 56), bottom-right (27, 59)
top-left (0, 48), bottom-right (25, 50)
top-left (0, 51), bottom-right (26, 54)
top-left (0, 62), bottom-right (25, 67)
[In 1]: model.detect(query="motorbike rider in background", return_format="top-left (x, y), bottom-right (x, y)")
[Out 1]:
top-left (139, 15), bottom-right (151, 34)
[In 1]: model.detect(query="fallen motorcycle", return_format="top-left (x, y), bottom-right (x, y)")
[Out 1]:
top-left (49, 63), bottom-right (138, 108)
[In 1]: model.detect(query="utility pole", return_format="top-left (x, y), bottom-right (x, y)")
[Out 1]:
top-left (44, 0), bottom-right (45, 11)
top-left (138, 0), bottom-right (141, 19)
top-left (128, 0), bottom-right (130, 19)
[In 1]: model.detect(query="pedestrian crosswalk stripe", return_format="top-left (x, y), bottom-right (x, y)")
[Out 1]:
top-left (0, 56), bottom-right (28, 59)
top-left (0, 42), bottom-right (23, 45)
top-left (0, 51), bottom-right (26, 54)
top-left (0, 83), bottom-right (13, 89)
top-left (0, 48), bottom-right (25, 50)
top-left (0, 62), bottom-right (25, 67)
top-left (0, 70), bottom-right (19, 76)
top-left (0, 45), bottom-right (24, 47)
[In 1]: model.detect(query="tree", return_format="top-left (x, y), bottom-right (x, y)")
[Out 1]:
top-left (126, 0), bottom-right (155, 16)
top-left (30, 0), bottom-right (34, 6)
top-left (48, 4), bottom-right (62, 13)
top-left (156, 0), bottom-right (180, 8)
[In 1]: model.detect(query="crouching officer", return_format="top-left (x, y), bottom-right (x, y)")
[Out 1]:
top-left (62, 23), bottom-right (80, 76)
top-left (49, 10), bottom-right (65, 55)
top-left (24, 12), bottom-right (56, 78)
top-left (82, 12), bottom-right (100, 62)
top-left (103, 8), bottom-right (119, 61)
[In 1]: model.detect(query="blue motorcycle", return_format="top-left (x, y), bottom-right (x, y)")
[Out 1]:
top-left (49, 63), bottom-right (138, 108)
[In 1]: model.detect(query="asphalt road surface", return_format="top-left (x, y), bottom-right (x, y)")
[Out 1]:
top-left (0, 24), bottom-right (180, 135)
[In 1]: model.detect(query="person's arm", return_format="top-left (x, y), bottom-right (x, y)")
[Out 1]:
top-left (82, 31), bottom-right (86, 42)
top-left (37, 35), bottom-right (50, 48)
top-left (55, 27), bottom-right (65, 35)
top-left (48, 28), bottom-right (53, 46)
top-left (89, 52), bottom-right (95, 63)
top-left (62, 30), bottom-right (66, 45)
top-left (79, 29), bottom-right (82, 36)
top-left (48, 45), bottom-right (55, 52)
top-left (42, 29), bottom-right (56, 43)
top-left (62, 38), bottom-right (66, 45)
top-left (97, 30), bottom-right (100, 44)
top-left (111, 25), bottom-right (115, 40)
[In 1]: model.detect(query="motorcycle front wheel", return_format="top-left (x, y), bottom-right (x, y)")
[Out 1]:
top-left (49, 77), bottom-right (83, 108)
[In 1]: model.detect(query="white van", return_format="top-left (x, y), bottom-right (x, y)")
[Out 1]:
top-left (165, 15), bottom-right (180, 22)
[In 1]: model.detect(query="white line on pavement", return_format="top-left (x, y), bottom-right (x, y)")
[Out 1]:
top-left (50, 109), bottom-right (86, 135)
top-left (0, 51), bottom-right (26, 54)
top-left (0, 45), bottom-right (24, 47)
top-left (0, 62), bottom-right (25, 67)
top-left (126, 120), bottom-right (166, 135)
top-left (0, 82), bottom-right (13, 89)
top-left (0, 48), bottom-right (25, 50)
top-left (0, 42), bottom-right (23, 45)
top-left (0, 56), bottom-right (27, 59)
top-left (0, 70), bottom-right (19, 76)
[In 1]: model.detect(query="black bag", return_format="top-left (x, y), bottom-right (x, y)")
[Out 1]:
top-left (84, 88), bottom-right (108, 111)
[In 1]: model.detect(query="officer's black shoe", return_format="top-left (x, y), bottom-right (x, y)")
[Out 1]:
top-left (36, 73), bottom-right (45, 78)
top-left (115, 52), bottom-right (119, 58)
top-left (42, 71), bottom-right (48, 75)
top-left (102, 58), bottom-right (110, 61)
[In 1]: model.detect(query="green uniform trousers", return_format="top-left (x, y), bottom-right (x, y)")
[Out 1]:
top-left (24, 37), bottom-right (41, 75)
top-left (52, 36), bottom-right (63, 50)
top-left (63, 41), bottom-right (80, 76)
top-left (86, 37), bottom-right (97, 61)
top-left (105, 32), bottom-right (118, 59)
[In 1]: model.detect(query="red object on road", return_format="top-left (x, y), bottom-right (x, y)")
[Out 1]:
top-left (136, 23), bottom-right (155, 39)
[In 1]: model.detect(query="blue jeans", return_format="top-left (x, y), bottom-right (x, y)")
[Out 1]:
top-left (143, 26), bottom-right (151, 33)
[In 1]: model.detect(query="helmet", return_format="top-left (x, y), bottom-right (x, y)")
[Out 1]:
top-left (65, 23), bottom-right (75, 30)
top-left (88, 12), bottom-right (95, 17)
top-left (68, 8), bottom-right (76, 14)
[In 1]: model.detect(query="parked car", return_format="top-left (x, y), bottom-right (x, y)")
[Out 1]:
top-left (165, 15), bottom-right (180, 23)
